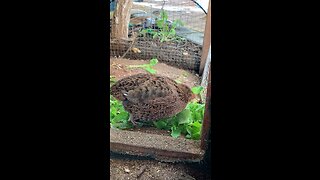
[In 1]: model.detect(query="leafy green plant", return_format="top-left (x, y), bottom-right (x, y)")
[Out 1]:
top-left (153, 101), bottom-right (205, 140)
top-left (191, 86), bottom-right (204, 95)
top-left (110, 76), bottom-right (117, 87)
top-left (127, 58), bottom-right (158, 74)
top-left (140, 10), bottom-right (184, 42)
top-left (110, 95), bottom-right (133, 129)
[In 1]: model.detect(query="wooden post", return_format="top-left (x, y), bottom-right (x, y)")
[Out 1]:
top-left (200, 45), bottom-right (211, 103)
top-left (199, 0), bottom-right (211, 75)
top-left (200, 68), bottom-right (211, 150)
top-left (111, 0), bottom-right (133, 40)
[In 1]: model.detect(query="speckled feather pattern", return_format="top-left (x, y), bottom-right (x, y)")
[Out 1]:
top-left (110, 73), bottom-right (194, 123)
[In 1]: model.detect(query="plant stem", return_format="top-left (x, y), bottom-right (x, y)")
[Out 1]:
top-left (127, 64), bottom-right (149, 68)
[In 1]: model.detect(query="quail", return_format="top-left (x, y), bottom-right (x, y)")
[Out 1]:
top-left (110, 73), bottom-right (195, 126)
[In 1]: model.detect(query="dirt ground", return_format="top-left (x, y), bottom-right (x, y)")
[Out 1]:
top-left (110, 155), bottom-right (211, 180)
top-left (110, 57), bottom-right (201, 88)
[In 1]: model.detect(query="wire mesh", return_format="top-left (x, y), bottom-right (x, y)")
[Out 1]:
top-left (110, 0), bottom-right (209, 72)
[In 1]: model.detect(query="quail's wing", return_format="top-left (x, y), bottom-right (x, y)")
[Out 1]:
top-left (110, 73), bottom-right (151, 100)
top-left (126, 79), bottom-right (176, 104)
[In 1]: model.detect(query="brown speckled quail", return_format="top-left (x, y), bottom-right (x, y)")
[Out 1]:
top-left (110, 73), bottom-right (195, 126)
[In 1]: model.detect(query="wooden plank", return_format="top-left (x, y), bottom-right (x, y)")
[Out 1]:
top-left (110, 129), bottom-right (205, 162)
top-left (199, 0), bottom-right (211, 75)
top-left (200, 45), bottom-right (211, 103)
top-left (200, 68), bottom-right (211, 150)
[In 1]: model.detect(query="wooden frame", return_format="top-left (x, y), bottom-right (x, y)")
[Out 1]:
top-left (199, 0), bottom-right (211, 75)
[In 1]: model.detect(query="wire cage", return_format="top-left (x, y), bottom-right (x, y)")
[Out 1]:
top-left (109, 0), bottom-right (211, 162)
top-left (110, 0), bottom-right (209, 73)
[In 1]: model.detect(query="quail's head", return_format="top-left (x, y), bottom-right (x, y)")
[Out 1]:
top-left (178, 84), bottom-right (196, 103)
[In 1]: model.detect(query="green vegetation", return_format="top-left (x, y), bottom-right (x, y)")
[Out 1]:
top-left (140, 10), bottom-right (185, 42)
top-left (191, 86), bottom-right (204, 94)
top-left (127, 58), bottom-right (158, 74)
top-left (152, 100), bottom-right (205, 140)
top-left (110, 95), bottom-right (133, 129)
top-left (110, 75), bottom-right (117, 86)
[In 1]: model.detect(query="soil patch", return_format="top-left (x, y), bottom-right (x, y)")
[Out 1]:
top-left (110, 57), bottom-right (201, 88)
top-left (110, 157), bottom-right (210, 180)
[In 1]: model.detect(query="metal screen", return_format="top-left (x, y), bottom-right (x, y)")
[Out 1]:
top-left (110, 0), bottom-right (209, 73)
